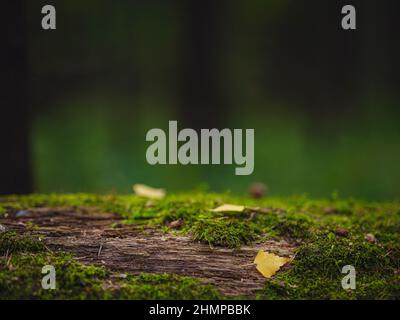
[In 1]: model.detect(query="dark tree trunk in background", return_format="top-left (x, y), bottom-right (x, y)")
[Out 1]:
top-left (362, 0), bottom-right (400, 97)
top-left (266, 0), bottom-right (362, 123)
top-left (178, 0), bottom-right (227, 130)
top-left (0, 0), bottom-right (32, 194)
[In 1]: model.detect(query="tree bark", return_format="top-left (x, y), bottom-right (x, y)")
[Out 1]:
top-left (0, 207), bottom-right (296, 296)
top-left (0, 0), bottom-right (32, 195)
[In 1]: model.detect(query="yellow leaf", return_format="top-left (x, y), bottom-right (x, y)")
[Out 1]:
top-left (253, 250), bottom-right (290, 278)
top-left (133, 184), bottom-right (166, 200)
top-left (211, 204), bottom-right (246, 213)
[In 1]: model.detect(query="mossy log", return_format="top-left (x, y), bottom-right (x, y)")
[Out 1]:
top-left (0, 207), bottom-right (294, 296)
top-left (0, 194), bottom-right (399, 299)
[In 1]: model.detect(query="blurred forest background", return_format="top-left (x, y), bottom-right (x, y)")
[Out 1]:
top-left (1, 0), bottom-right (400, 200)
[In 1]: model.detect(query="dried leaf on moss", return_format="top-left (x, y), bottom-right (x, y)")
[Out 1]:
top-left (211, 204), bottom-right (246, 213)
top-left (254, 250), bottom-right (291, 278)
top-left (133, 184), bottom-right (166, 200)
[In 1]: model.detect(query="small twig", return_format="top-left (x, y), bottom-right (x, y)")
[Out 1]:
top-left (74, 256), bottom-right (91, 260)
top-left (97, 243), bottom-right (103, 257)
top-left (239, 262), bottom-right (255, 268)
top-left (7, 254), bottom-right (12, 268)
top-left (4, 248), bottom-right (9, 266)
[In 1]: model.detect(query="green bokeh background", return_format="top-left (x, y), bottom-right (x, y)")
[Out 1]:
top-left (28, 1), bottom-right (400, 200)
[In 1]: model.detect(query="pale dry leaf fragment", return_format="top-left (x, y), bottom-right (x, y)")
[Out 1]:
top-left (0, 224), bottom-right (6, 233)
top-left (168, 219), bottom-right (184, 229)
top-left (364, 233), bottom-right (377, 243)
top-left (133, 184), bottom-right (166, 200)
top-left (211, 204), bottom-right (246, 213)
top-left (253, 250), bottom-right (291, 278)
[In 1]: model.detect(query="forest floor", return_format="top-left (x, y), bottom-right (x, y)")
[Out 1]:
top-left (0, 193), bottom-right (399, 299)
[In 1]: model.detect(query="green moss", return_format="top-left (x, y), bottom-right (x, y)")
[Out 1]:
top-left (260, 273), bottom-right (400, 300)
top-left (257, 232), bottom-right (400, 299)
top-left (0, 193), bottom-right (106, 211)
top-left (190, 218), bottom-right (256, 248)
top-left (273, 213), bottom-right (313, 239)
top-left (293, 232), bottom-right (393, 276)
top-left (1, 193), bottom-right (400, 299)
top-left (116, 273), bottom-right (222, 300)
top-left (0, 252), bottom-right (110, 300)
top-left (0, 226), bottom-right (223, 300)
top-left (0, 251), bottom-right (222, 300)
top-left (0, 231), bottom-right (45, 255)
top-left (1, 193), bottom-right (400, 248)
